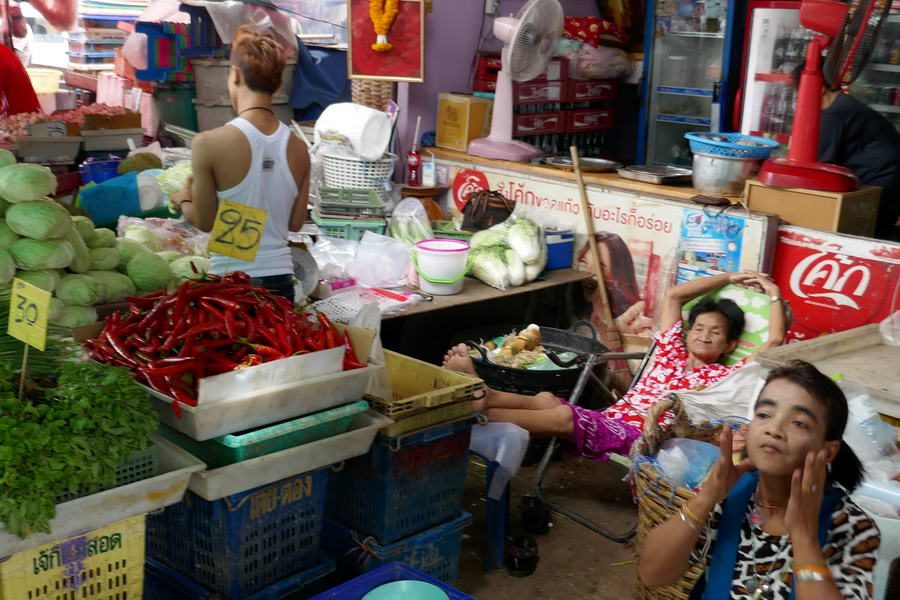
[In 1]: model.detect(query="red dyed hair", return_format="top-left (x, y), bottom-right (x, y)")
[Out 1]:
top-left (230, 25), bottom-right (285, 95)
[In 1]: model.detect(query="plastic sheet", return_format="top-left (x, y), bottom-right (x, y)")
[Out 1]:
top-left (469, 422), bottom-right (530, 500)
top-left (655, 438), bottom-right (719, 489)
top-left (347, 231), bottom-right (409, 288)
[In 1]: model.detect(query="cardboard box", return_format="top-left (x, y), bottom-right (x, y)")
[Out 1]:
top-left (435, 93), bottom-right (493, 152)
top-left (744, 179), bottom-right (881, 237)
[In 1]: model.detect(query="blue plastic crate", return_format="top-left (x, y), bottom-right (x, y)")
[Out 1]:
top-left (145, 556), bottom-right (336, 600)
top-left (310, 562), bottom-right (475, 600)
top-left (327, 419), bottom-right (473, 544)
top-left (145, 469), bottom-right (329, 598)
top-left (322, 513), bottom-right (472, 585)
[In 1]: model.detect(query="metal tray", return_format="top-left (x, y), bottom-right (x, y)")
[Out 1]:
top-left (541, 155), bottom-right (623, 172)
top-left (617, 165), bottom-right (693, 184)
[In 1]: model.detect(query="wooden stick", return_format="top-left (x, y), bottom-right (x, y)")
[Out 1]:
top-left (570, 146), bottom-right (631, 391)
top-left (18, 345), bottom-right (28, 400)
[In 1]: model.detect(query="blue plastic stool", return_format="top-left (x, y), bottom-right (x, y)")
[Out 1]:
top-left (470, 450), bottom-right (509, 571)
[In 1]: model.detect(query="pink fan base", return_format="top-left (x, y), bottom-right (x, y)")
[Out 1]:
top-left (467, 137), bottom-right (543, 162)
top-left (758, 158), bottom-right (859, 192)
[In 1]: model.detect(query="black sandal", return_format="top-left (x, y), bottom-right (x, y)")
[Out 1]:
top-left (506, 535), bottom-right (539, 577)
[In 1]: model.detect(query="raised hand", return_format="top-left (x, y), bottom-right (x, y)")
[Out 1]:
top-left (785, 450), bottom-right (829, 547)
top-left (699, 426), bottom-right (754, 505)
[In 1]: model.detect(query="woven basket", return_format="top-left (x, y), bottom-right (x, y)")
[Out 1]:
top-left (352, 79), bottom-right (394, 111)
top-left (633, 395), bottom-right (725, 600)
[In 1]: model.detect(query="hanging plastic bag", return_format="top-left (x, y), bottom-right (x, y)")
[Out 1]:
top-left (389, 198), bottom-right (434, 247)
top-left (880, 311), bottom-right (900, 346)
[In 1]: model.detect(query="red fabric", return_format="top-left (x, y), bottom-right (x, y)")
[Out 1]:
top-left (0, 43), bottom-right (39, 118)
top-left (563, 16), bottom-right (629, 47)
top-left (601, 319), bottom-right (747, 430)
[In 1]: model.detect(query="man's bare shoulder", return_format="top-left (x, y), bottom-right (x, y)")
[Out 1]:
top-left (193, 126), bottom-right (243, 156)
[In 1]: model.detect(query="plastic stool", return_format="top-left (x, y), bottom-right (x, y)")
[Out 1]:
top-left (854, 481), bottom-right (900, 600)
top-left (470, 450), bottom-right (509, 571)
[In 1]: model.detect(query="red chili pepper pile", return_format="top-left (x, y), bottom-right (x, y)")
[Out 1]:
top-left (84, 272), bottom-right (366, 414)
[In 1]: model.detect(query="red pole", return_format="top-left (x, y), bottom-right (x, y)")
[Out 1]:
top-left (787, 39), bottom-right (824, 164)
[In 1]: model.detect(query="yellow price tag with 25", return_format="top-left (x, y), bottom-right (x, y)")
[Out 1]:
top-left (7, 278), bottom-right (51, 351)
top-left (208, 199), bottom-right (268, 262)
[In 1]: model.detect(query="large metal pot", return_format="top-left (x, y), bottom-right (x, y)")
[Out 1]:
top-left (691, 151), bottom-right (762, 196)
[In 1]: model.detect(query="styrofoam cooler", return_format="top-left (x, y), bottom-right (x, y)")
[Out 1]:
top-left (192, 58), bottom-right (295, 103)
top-left (193, 100), bottom-right (294, 131)
top-left (314, 103), bottom-right (393, 161)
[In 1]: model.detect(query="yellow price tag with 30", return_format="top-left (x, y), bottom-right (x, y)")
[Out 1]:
top-left (7, 278), bottom-right (51, 351)
top-left (208, 199), bottom-right (268, 262)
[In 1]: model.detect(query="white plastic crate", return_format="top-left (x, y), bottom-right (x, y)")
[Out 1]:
top-left (193, 100), bottom-right (294, 132)
top-left (81, 128), bottom-right (144, 151)
top-left (192, 58), bottom-right (294, 103)
top-left (15, 135), bottom-right (82, 162)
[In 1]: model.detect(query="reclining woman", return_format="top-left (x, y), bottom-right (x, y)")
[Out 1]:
top-left (443, 271), bottom-right (787, 461)
top-left (639, 360), bottom-right (879, 599)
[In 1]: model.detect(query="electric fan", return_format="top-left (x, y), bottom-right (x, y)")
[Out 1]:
top-left (467, 0), bottom-right (564, 161)
top-left (758, 0), bottom-right (891, 192)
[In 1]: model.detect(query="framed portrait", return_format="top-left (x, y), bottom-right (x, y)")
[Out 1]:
top-left (347, 0), bottom-right (425, 82)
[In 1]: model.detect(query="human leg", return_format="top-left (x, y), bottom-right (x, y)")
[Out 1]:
top-left (485, 404), bottom-right (574, 438)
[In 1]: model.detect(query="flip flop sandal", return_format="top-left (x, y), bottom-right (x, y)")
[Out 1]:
top-left (521, 495), bottom-right (551, 535)
top-left (506, 535), bottom-right (539, 577)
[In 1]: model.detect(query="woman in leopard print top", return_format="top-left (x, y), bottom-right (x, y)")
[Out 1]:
top-left (639, 361), bottom-right (880, 600)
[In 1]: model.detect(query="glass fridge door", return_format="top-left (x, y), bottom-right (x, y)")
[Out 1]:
top-left (739, 6), bottom-right (803, 143)
top-left (645, 0), bottom-right (730, 166)
top-left (849, 11), bottom-right (900, 135)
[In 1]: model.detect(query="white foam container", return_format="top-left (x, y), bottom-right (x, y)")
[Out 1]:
top-left (145, 362), bottom-right (384, 440)
top-left (192, 58), bottom-right (295, 104)
top-left (15, 136), bottom-right (82, 162)
top-left (0, 435), bottom-right (204, 558)
top-left (314, 102), bottom-right (393, 161)
top-left (81, 128), bottom-right (144, 151)
top-left (188, 410), bottom-right (393, 500)
top-left (193, 99), bottom-right (293, 132)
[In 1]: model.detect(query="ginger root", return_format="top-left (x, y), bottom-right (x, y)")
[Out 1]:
top-left (499, 324), bottom-right (541, 357)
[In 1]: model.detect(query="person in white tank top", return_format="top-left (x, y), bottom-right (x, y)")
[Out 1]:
top-left (171, 26), bottom-right (309, 302)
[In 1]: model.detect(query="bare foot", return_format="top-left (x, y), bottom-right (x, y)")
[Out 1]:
top-left (442, 343), bottom-right (478, 377)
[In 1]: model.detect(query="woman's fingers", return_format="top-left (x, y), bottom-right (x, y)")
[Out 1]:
top-left (801, 451), bottom-right (817, 495)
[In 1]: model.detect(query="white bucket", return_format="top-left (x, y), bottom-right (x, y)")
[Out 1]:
top-left (314, 102), bottom-right (393, 161)
top-left (414, 238), bottom-right (470, 295)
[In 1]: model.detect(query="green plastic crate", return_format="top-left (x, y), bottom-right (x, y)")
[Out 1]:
top-left (312, 210), bottom-right (387, 241)
top-left (55, 446), bottom-right (160, 503)
top-left (318, 187), bottom-right (385, 218)
top-left (431, 221), bottom-right (473, 242)
top-left (158, 400), bottom-right (370, 469)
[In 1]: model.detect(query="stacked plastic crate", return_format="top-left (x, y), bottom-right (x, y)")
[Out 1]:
top-left (473, 52), bottom-right (619, 156)
top-left (323, 351), bottom-right (485, 585)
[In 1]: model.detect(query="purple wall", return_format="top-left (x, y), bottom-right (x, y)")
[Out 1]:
top-left (396, 0), bottom-right (601, 164)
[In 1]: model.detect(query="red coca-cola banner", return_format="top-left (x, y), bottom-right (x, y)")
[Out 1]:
top-left (772, 227), bottom-right (900, 342)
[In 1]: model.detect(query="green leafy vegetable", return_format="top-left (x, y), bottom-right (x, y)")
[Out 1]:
top-left (5, 200), bottom-right (73, 241)
top-left (87, 228), bottom-right (116, 249)
top-left (9, 238), bottom-right (75, 270)
top-left (0, 164), bottom-right (56, 203)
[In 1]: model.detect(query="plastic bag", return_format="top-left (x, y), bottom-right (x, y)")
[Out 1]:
top-left (880, 310), bottom-right (900, 346)
top-left (347, 231), bottom-right (410, 288)
top-left (116, 216), bottom-right (209, 256)
top-left (558, 39), bottom-right (633, 80)
top-left (655, 438), bottom-right (720, 489)
top-left (309, 235), bottom-right (358, 279)
top-left (390, 197), bottom-right (434, 247)
top-left (840, 378), bottom-right (900, 480)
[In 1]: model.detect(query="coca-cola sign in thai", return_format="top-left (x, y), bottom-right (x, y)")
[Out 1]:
top-left (772, 226), bottom-right (900, 342)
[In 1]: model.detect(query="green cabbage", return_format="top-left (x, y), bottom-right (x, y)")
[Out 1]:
top-left (505, 248), bottom-right (526, 287)
top-left (15, 270), bottom-right (61, 292)
top-left (56, 274), bottom-right (106, 306)
top-left (0, 220), bottom-right (19, 249)
top-left (155, 250), bottom-right (183, 263)
top-left (0, 164), bottom-right (57, 203)
top-left (524, 241), bottom-right (547, 282)
top-left (0, 197), bottom-right (8, 217)
top-left (0, 148), bottom-right (15, 168)
top-left (155, 163), bottom-right (192, 196)
top-left (469, 246), bottom-right (510, 291)
top-left (5, 200), bottom-right (73, 240)
top-left (71, 216), bottom-right (96, 244)
top-left (116, 238), bottom-right (149, 268)
top-left (126, 252), bottom-right (171, 292)
top-left (0, 248), bottom-right (14, 284)
top-left (61, 228), bottom-right (91, 273)
top-left (470, 226), bottom-right (509, 250)
top-left (508, 218), bottom-right (542, 264)
top-left (89, 247), bottom-right (121, 271)
top-left (86, 271), bottom-right (135, 302)
top-left (48, 297), bottom-right (64, 321)
top-left (87, 228), bottom-right (116, 249)
top-left (9, 239), bottom-right (75, 270)
top-left (52, 303), bottom-right (98, 328)
top-left (124, 224), bottom-right (161, 251)
top-left (170, 256), bottom-right (208, 281)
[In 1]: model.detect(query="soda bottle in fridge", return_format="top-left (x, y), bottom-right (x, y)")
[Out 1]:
top-left (772, 26), bottom-right (789, 73)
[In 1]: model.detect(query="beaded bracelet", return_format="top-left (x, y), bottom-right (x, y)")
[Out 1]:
top-left (681, 503), bottom-right (705, 526)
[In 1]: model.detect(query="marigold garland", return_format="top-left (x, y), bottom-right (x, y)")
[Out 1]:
top-left (369, 0), bottom-right (400, 52)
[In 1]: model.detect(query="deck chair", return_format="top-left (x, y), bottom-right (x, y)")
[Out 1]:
top-left (531, 284), bottom-right (787, 542)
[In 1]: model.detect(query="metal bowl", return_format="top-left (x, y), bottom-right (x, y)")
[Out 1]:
top-left (691, 152), bottom-right (762, 196)
top-left (541, 155), bottom-right (623, 172)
